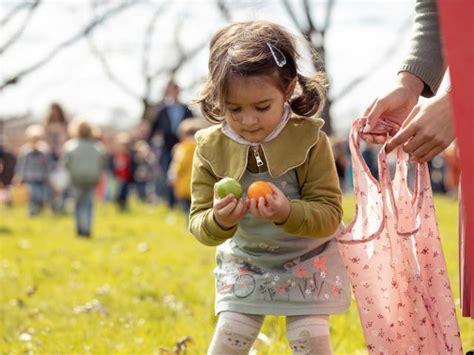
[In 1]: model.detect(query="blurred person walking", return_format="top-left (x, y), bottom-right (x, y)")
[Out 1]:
top-left (147, 80), bottom-right (193, 208)
top-left (331, 136), bottom-right (348, 192)
top-left (43, 102), bottom-right (70, 214)
top-left (15, 125), bottom-right (51, 216)
top-left (111, 133), bottom-right (133, 212)
top-left (0, 135), bottom-right (16, 206)
top-left (132, 140), bottom-right (154, 203)
top-left (62, 119), bottom-right (106, 238)
top-left (168, 118), bottom-right (206, 215)
top-left (443, 141), bottom-right (460, 199)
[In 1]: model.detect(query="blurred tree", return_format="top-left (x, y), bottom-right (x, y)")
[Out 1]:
top-left (0, 0), bottom-right (41, 55)
top-left (0, 0), bottom-right (137, 90)
top-left (281, 0), bottom-right (334, 134)
top-left (87, 2), bottom-right (208, 122)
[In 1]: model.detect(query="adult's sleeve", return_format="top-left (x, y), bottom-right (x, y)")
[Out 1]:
top-left (399, 0), bottom-right (446, 97)
top-left (147, 106), bottom-right (164, 142)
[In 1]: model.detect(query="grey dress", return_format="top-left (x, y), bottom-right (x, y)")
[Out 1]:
top-left (214, 169), bottom-right (350, 316)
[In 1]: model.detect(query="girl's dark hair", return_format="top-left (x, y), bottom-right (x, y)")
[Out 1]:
top-left (195, 20), bottom-right (327, 123)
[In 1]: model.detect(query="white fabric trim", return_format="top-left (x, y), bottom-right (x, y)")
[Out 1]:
top-left (222, 104), bottom-right (291, 147)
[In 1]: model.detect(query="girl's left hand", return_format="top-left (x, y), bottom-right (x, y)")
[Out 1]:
top-left (248, 182), bottom-right (290, 224)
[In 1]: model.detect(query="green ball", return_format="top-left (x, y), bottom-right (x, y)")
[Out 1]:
top-left (215, 177), bottom-right (243, 199)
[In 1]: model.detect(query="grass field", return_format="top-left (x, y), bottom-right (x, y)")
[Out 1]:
top-left (0, 195), bottom-right (472, 354)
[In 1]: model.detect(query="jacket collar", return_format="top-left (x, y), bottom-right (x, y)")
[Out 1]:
top-left (195, 116), bottom-right (325, 181)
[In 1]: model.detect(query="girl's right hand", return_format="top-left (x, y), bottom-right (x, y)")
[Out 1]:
top-left (213, 194), bottom-right (248, 230)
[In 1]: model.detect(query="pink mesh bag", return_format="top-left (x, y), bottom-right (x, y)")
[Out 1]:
top-left (337, 118), bottom-right (463, 354)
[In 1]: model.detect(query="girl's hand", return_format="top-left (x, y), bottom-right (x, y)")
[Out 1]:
top-left (249, 182), bottom-right (290, 224)
top-left (213, 193), bottom-right (248, 230)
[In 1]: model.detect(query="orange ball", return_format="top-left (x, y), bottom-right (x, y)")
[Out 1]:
top-left (247, 181), bottom-right (273, 200)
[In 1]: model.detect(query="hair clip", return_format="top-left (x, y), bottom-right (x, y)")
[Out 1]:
top-left (266, 42), bottom-right (287, 68)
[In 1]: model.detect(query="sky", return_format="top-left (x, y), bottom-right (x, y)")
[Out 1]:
top-left (0, 0), bottom-right (418, 133)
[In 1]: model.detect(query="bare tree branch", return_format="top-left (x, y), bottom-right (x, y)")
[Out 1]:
top-left (0, 0), bottom-right (41, 55)
top-left (217, 0), bottom-right (232, 21)
top-left (182, 75), bottom-right (207, 94)
top-left (174, 18), bottom-right (186, 59)
top-left (0, 1), bottom-right (35, 27)
top-left (1, 0), bottom-right (138, 90)
top-left (150, 31), bottom-right (206, 79)
top-left (281, 0), bottom-right (299, 32)
top-left (87, 36), bottom-right (141, 100)
top-left (303, 0), bottom-right (316, 34)
top-left (323, 0), bottom-right (335, 31)
top-left (142, 2), bottom-right (167, 100)
top-left (333, 16), bottom-right (412, 102)
top-left (87, 1), bottom-right (205, 121)
top-left (281, 0), bottom-right (333, 132)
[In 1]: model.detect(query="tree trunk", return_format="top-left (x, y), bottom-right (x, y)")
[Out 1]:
top-left (312, 35), bottom-right (332, 135)
top-left (141, 99), bottom-right (157, 122)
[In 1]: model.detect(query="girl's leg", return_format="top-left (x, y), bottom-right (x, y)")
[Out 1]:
top-left (208, 311), bottom-right (264, 355)
top-left (286, 315), bottom-right (332, 355)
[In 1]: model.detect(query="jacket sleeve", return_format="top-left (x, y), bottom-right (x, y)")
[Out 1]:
top-left (399, 0), bottom-right (446, 97)
top-left (14, 151), bottom-right (26, 181)
top-left (278, 132), bottom-right (343, 238)
top-left (188, 149), bottom-right (237, 246)
top-left (147, 105), bottom-right (164, 142)
top-left (184, 105), bottom-right (194, 119)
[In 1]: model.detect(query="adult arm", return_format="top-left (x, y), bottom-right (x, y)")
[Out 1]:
top-left (363, 0), bottom-right (446, 142)
top-left (399, 0), bottom-right (446, 97)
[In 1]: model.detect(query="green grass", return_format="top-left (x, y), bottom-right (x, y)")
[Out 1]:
top-left (0, 195), bottom-right (472, 354)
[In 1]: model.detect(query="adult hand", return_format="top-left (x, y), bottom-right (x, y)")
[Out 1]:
top-left (213, 193), bottom-right (248, 229)
top-left (361, 72), bottom-right (424, 144)
top-left (385, 92), bottom-right (455, 163)
top-left (248, 182), bottom-right (290, 224)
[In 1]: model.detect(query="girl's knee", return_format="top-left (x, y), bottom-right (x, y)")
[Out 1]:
top-left (286, 315), bottom-right (332, 355)
top-left (207, 312), bottom-right (264, 355)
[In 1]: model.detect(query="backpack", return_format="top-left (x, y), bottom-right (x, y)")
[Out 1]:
top-left (64, 139), bottom-right (105, 187)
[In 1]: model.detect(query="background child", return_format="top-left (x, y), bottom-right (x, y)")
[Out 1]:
top-left (0, 135), bottom-right (16, 207)
top-left (62, 119), bottom-right (106, 237)
top-left (111, 133), bottom-right (133, 212)
top-left (15, 124), bottom-right (51, 216)
top-left (190, 20), bottom-right (349, 354)
top-left (168, 117), bottom-right (207, 214)
top-left (42, 102), bottom-right (70, 214)
top-left (132, 140), bottom-right (154, 203)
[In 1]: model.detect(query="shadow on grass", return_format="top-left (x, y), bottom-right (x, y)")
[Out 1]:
top-left (0, 226), bottom-right (13, 235)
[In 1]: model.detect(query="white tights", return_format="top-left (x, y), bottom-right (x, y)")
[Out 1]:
top-left (207, 312), bottom-right (332, 355)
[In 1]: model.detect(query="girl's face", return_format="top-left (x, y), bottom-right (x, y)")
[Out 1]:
top-left (224, 74), bottom-right (294, 143)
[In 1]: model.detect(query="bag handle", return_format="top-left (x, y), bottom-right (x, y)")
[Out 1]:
top-left (348, 118), bottom-right (381, 196)
top-left (338, 118), bottom-right (384, 244)
top-left (377, 143), bottom-right (430, 236)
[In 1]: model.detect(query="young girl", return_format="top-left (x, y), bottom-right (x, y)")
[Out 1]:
top-left (190, 20), bottom-right (350, 354)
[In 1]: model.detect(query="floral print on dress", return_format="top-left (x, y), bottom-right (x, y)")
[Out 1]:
top-left (336, 119), bottom-right (463, 354)
top-left (216, 251), bottom-right (344, 303)
top-left (214, 169), bottom-right (350, 316)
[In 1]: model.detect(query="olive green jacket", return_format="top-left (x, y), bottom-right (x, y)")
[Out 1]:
top-left (189, 117), bottom-right (343, 246)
